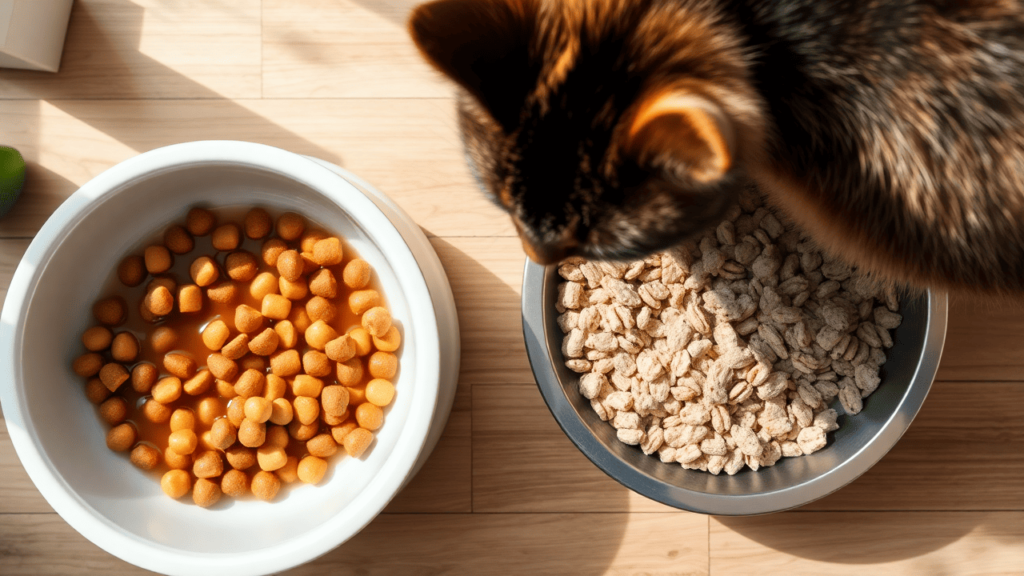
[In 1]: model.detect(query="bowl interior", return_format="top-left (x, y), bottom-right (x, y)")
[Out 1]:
top-left (527, 263), bottom-right (941, 513)
top-left (15, 162), bottom-right (423, 553)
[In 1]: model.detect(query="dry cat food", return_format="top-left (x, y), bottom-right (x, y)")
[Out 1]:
top-left (556, 191), bottom-right (902, 475)
top-left (72, 207), bottom-right (401, 506)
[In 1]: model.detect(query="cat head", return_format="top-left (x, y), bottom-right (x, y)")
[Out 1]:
top-left (410, 0), bottom-right (765, 263)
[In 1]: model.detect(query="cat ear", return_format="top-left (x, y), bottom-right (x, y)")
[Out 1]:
top-left (624, 91), bottom-right (736, 183)
top-left (408, 0), bottom-right (539, 128)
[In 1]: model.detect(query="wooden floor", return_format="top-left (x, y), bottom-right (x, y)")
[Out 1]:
top-left (1, 2), bottom-right (1022, 574)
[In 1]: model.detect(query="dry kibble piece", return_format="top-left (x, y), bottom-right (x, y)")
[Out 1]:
top-left (277, 456), bottom-right (300, 483)
top-left (279, 275), bottom-right (308, 300)
top-left (161, 469), bottom-right (191, 499)
top-left (152, 376), bottom-right (183, 404)
top-left (196, 397), bottom-right (226, 427)
top-left (325, 334), bottom-right (356, 363)
top-left (342, 258), bottom-right (371, 289)
top-left (201, 320), bottom-right (230, 351)
top-left (264, 424), bottom-right (289, 448)
top-left (239, 354), bottom-right (267, 373)
top-left (183, 369), bottom-right (214, 395)
top-left (277, 212), bottom-right (306, 241)
top-left (261, 294), bottom-right (292, 321)
top-left (261, 238), bottom-right (288, 267)
top-left (251, 470), bottom-right (281, 501)
top-left (269, 398), bottom-right (294, 425)
top-left (177, 284), bottom-right (203, 313)
top-left (238, 418), bottom-right (267, 447)
top-left (211, 223), bottom-right (241, 251)
top-left (226, 250), bottom-right (259, 282)
top-left (208, 418), bottom-right (237, 450)
top-left (302, 350), bottom-right (332, 377)
top-left (362, 307), bottom-right (392, 338)
top-left (235, 304), bottom-right (264, 334)
top-left (292, 374), bottom-right (325, 398)
top-left (249, 272), bottom-right (278, 301)
top-left (147, 276), bottom-right (176, 294)
top-left (257, 444), bottom-right (288, 471)
top-left (192, 478), bottom-right (222, 508)
top-left (346, 386), bottom-right (367, 405)
top-left (274, 320), bottom-right (299, 350)
top-left (164, 353), bottom-right (197, 379)
top-left (98, 396), bottom-right (129, 425)
top-left (244, 396), bottom-right (273, 423)
top-left (321, 386), bottom-right (350, 418)
top-left (207, 353), bottom-right (239, 381)
top-left (336, 357), bottom-right (364, 387)
top-left (106, 423), bottom-right (137, 452)
top-left (73, 353), bottom-right (104, 377)
top-left (164, 447), bottom-right (192, 470)
top-left (84, 378), bottom-right (111, 404)
top-left (300, 252), bottom-right (318, 275)
top-left (221, 333), bottom-right (250, 360)
top-left (226, 445), bottom-right (256, 470)
top-left (82, 326), bottom-right (113, 351)
top-left (99, 363), bottom-right (130, 392)
top-left (270, 349), bottom-right (302, 377)
top-left (168, 429), bottom-right (198, 455)
top-left (206, 281), bottom-right (239, 304)
top-left (372, 326), bottom-right (401, 353)
top-left (234, 369), bottom-right (266, 398)
top-left (276, 250), bottom-right (304, 282)
top-left (348, 328), bottom-right (373, 357)
top-left (186, 207), bottom-right (216, 236)
top-left (309, 269), bottom-right (338, 299)
top-left (331, 421), bottom-right (359, 444)
top-left (288, 418), bottom-right (319, 441)
top-left (299, 228), bottom-right (328, 252)
top-left (305, 320), bottom-right (338, 350)
top-left (170, 408), bottom-right (196, 432)
top-left (93, 297), bottom-right (126, 326)
top-left (145, 286), bottom-right (174, 316)
top-left (110, 332), bottom-right (140, 363)
top-left (306, 296), bottom-right (337, 324)
top-left (198, 430), bottom-right (219, 452)
top-left (306, 433), bottom-right (338, 458)
top-left (289, 307), bottom-right (312, 333)
top-left (144, 245), bottom-right (172, 274)
top-left (342, 428), bottom-right (373, 457)
top-left (293, 396), bottom-right (320, 425)
top-left (244, 208), bottom-right (272, 239)
top-left (193, 450), bottom-right (225, 478)
top-left (264, 374), bottom-right (287, 400)
top-left (312, 237), bottom-right (343, 266)
top-left (130, 443), bottom-right (160, 470)
top-left (248, 328), bottom-right (280, 356)
top-left (323, 409), bottom-right (349, 426)
top-left (142, 398), bottom-right (172, 424)
top-left (349, 290), bottom-right (381, 315)
top-left (297, 455), bottom-right (329, 484)
top-left (365, 378), bottom-right (395, 407)
top-left (367, 352), bottom-right (398, 380)
top-left (356, 403), bottom-right (384, 431)
top-left (190, 256), bottom-right (220, 287)
top-left (118, 255), bottom-right (146, 287)
top-left (164, 225), bottom-right (194, 254)
top-left (150, 326), bottom-right (178, 354)
top-left (221, 469), bottom-right (249, 497)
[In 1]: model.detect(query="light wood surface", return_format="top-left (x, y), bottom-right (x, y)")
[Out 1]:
top-left (0, 2), bottom-right (1021, 575)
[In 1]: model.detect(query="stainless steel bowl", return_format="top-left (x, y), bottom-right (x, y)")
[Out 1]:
top-left (522, 261), bottom-right (948, 515)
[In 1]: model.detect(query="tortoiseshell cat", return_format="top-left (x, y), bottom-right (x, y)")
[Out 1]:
top-left (408, 0), bottom-right (1024, 291)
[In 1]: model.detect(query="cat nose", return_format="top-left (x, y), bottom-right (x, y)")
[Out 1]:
top-left (519, 235), bottom-right (575, 265)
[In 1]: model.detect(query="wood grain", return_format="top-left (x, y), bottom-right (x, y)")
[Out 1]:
top-left (937, 294), bottom-right (1024, 381)
top-left (710, 512), bottom-right (1024, 576)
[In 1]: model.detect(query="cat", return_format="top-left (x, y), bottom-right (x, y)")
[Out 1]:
top-left (408, 0), bottom-right (1024, 292)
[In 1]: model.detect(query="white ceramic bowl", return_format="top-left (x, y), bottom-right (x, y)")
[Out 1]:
top-left (0, 141), bottom-right (460, 576)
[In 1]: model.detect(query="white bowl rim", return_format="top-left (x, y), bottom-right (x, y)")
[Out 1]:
top-left (0, 141), bottom-right (442, 575)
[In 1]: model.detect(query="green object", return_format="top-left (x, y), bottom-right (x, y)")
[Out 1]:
top-left (0, 146), bottom-right (27, 218)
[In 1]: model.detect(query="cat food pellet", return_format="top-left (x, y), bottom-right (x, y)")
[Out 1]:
top-left (302, 350), bottom-right (332, 377)
top-left (118, 256), bottom-right (146, 287)
top-left (348, 290), bottom-right (381, 315)
top-left (300, 252), bottom-right (318, 274)
top-left (152, 376), bottom-right (183, 404)
top-left (189, 256), bottom-right (219, 287)
top-left (201, 320), bottom-right (230, 350)
top-left (279, 275), bottom-right (309, 300)
top-left (238, 418), bottom-right (266, 447)
top-left (147, 276), bottom-right (176, 294)
top-left (235, 304), bottom-right (263, 334)
top-left (262, 238), bottom-right (287, 267)
top-left (355, 403), bottom-right (383, 431)
top-left (206, 281), bottom-right (238, 304)
top-left (130, 443), bottom-right (160, 470)
top-left (342, 259), bottom-right (371, 289)
top-left (320, 385), bottom-right (349, 418)
top-left (264, 374), bottom-right (287, 401)
top-left (206, 418), bottom-right (235, 450)
top-left (372, 326), bottom-right (401, 353)
top-left (244, 396), bottom-right (273, 423)
top-left (261, 293), bottom-right (292, 320)
top-left (234, 369), bottom-right (265, 398)
top-left (226, 250), bottom-right (259, 282)
top-left (297, 455), bottom-right (328, 484)
top-left (312, 238), bottom-right (343, 266)
top-left (277, 212), bottom-right (306, 241)
top-left (306, 433), bottom-right (338, 458)
top-left (265, 424), bottom-right (289, 448)
top-left (348, 328), bottom-right (373, 356)
top-left (163, 353), bottom-right (196, 380)
top-left (183, 369), bottom-right (214, 395)
top-left (331, 421), bottom-right (358, 445)
top-left (245, 208), bottom-right (272, 239)
top-left (130, 363), bottom-right (158, 394)
top-left (288, 419), bottom-right (319, 441)
top-left (308, 269), bottom-right (337, 299)
top-left (93, 296), bottom-right (126, 326)
top-left (342, 428), bottom-right (373, 458)
top-left (336, 358), bottom-right (364, 387)
top-left (248, 328), bottom-right (280, 356)
top-left (221, 469), bottom-right (249, 497)
top-left (293, 396), bottom-right (320, 425)
top-left (73, 352), bottom-right (104, 377)
top-left (269, 398), bottom-right (294, 425)
top-left (163, 225), bottom-right (194, 255)
top-left (276, 250), bottom-right (303, 282)
top-left (299, 228), bottom-right (327, 253)
top-left (98, 396), bottom-right (129, 425)
top-left (226, 445), bottom-right (256, 470)
top-left (305, 296), bottom-right (337, 324)
top-left (226, 397), bottom-right (246, 426)
top-left (304, 320), bottom-right (337, 350)
top-left (185, 207), bottom-right (216, 236)
top-left (84, 378), bottom-right (111, 404)
top-left (289, 307), bottom-right (312, 332)
top-left (362, 307), bottom-right (392, 338)
top-left (269, 349), bottom-right (301, 377)
top-left (323, 409), bottom-right (348, 426)
top-left (211, 223), bottom-right (240, 251)
top-left (192, 478), bottom-right (222, 508)
top-left (106, 423), bottom-right (137, 452)
top-left (169, 408), bottom-right (196, 432)
top-left (277, 456), bottom-right (300, 483)
top-left (168, 429), bottom-right (198, 455)
top-left (149, 326), bottom-right (178, 354)
top-left (144, 285), bottom-right (174, 316)
top-left (346, 386), bottom-right (367, 406)
top-left (241, 353), bottom-right (268, 372)
top-left (257, 444), bottom-right (288, 471)
top-left (196, 397), bottom-right (225, 427)
top-left (142, 398), bottom-right (172, 423)
top-left (220, 333), bottom-right (249, 360)
top-left (365, 379), bottom-right (395, 407)
top-left (177, 284), bottom-right (203, 313)
top-left (144, 245), bottom-right (172, 274)
top-left (368, 352), bottom-right (398, 379)
top-left (251, 470), bottom-right (281, 501)
top-left (198, 431), bottom-right (217, 452)
top-left (164, 447), bottom-right (192, 470)
top-left (206, 353), bottom-right (238, 381)
top-left (292, 374), bottom-right (324, 398)
top-left (110, 332), bottom-right (139, 363)
top-left (250, 272), bottom-right (278, 300)
top-left (161, 469), bottom-right (191, 499)
top-left (99, 362), bottom-right (129, 392)
top-left (193, 450), bottom-right (224, 479)
top-left (325, 334), bottom-right (355, 363)
top-left (82, 326), bottom-right (113, 351)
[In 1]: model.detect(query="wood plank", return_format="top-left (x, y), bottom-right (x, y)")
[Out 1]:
top-left (0, 402), bottom-right (53, 514)
top-left (937, 293), bottom-right (1024, 381)
top-left (473, 384), bottom-right (678, 513)
top-left (710, 512), bottom-right (1024, 576)
top-left (262, 0), bottom-right (452, 99)
top-left (0, 515), bottom-right (155, 576)
top-left (805, 382), bottom-right (1024, 511)
top-left (0, 99), bottom-right (511, 239)
top-left (0, 0), bottom-right (262, 99)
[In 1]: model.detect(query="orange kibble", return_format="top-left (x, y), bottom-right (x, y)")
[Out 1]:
top-left (277, 456), bottom-right (300, 483)
top-left (302, 350), bottom-right (332, 377)
top-left (234, 369), bottom-right (266, 398)
top-left (199, 430), bottom-right (219, 453)
top-left (147, 276), bottom-right (176, 294)
top-left (299, 228), bottom-right (328, 253)
top-left (244, 396), bottom-right (273, 423)
top-left (346, 386), bottom-right (366, 406)
top-left (292, 374), bottom-right (325, 398)
top-left (279, 275), bottom-right (308, 300)
top-left (145, 285), bottom-right (174, 317)
top-left (257, 444), bottom-right (288, 471)
top-left (170, 408), bottom-right (196, 432)
top-left (348, 328), bottom-right (373, 357)
top-left (144, 245), bottom-right (172, 274)
top-left (210, 418), bottom-right (237, 450)
top-left (177, 284), bottom-right (203, 313)
top-left (239, 354), bottom-right (267, 373)
top-left (152, 376), bottom-right (183, 404)
top-left (221, 333), bottom-right (250, 360)
top-left (261, 293), bottom-right (292, 320)
top-left (321, 385), bottom-right (350, 418)
top-left (193, 478), bottom-right (222, 508)
top-left (297, 455), bottom-right (329, 484)
top-left (164, 353), bottom-right (197, 379)
top-left (274, 320), bottom-right (299, 349)
top-left (300, 251), bottom-right (319, 274)
top-left (304, 320), bottom-right (338, 350)
top-left (250, 271), bottom-right (279, 300)
top-left (130, 364), bottom-right (157, 395)
top-left (118, 255), bottom-right (146, 287)
top-left (331, 421), bottom-right (359, 444)
top-left (269, 349), bottom-right (302, 377)
top-left (81, 326), bottom-right (113, 351)
top-left (84, 378), bottom-right (111, 404)
top-left (98, 396), bottom-right (129, 425)
top-left (368, 351), bottom-right (398, 379)
top-left (226, 250), bottom-right (259, 282)
top-left (306, 433), bottom-right (338, 458)
top-left (207, 353), bottom-right (239, 380)
top-left (161, 469), bottom-right (192, 499)
top-left (238, 418), bottom-right (267, 448)
top-left (264, 374), bottom-right (287, 401)
top-left (165, 447), bottom-right (192, 470)
top-left (106, 423), bottom-right (137, 452)
top-left (130, 443), bottom-right (161, 470)
top-left (189, 256), bottom-right (220, 287)
top-left (183, 369), bottom-right (214, 396)
top-left (336, 357), bottom-right (364, 387)
top-left (366, 378), bottom-right (396, 407)
top-left (196, 397), bottom-right (226, 427)
top-left (306, 297), bottom-right (336, 325)
top-left (348, 289), bottom-right (381, 315)
top-left (73, 352), bottom-right (104, 377)
top-left (312, 237), bottom-right (343, 266)
top-left (251, 470), bottom-right (281, 501)
top-left (150, 327), bottom-right (178, 354)
top-left (293, 396), bottom-right (320, 425)
top-left (277, 212), bottom-right (306, 241)
top-left (325, 334), bottom-right (356, 363)
top-left (227, 398), bottom-right (246, 427)
top-left (288, 418), bottom-right (319, 441)
top-left (372, 326), bottom-right (402, 352)
top-left (235, 304), bottom-right (264, 334)
top-left (248, 328), bottom-right (280, 357)
top-left (164, 225), bottom-right (194, 254)
top-left (206, 281), bottom-right (238, 304)
top-left (276, 250), bottom-right (303, 282)
top-left (168, 429), bottom-right (198, 455)
top-left (342, 428), bottom-right (373, 458)
top-left (93, 296), bottom-right (127, 326)
top-left (221, 469), bottom-right (249, 497)
top-left (308, 268), bottom-right (338, 299)
top-left (99, 362), bottom-right (129, 392)
top-left (356, 402), bottom-right (384, 430)
top-left (323, 409), bottom-right (349, 426)
top-left (342, 258), bottom-right (371, 289)
top-left (226, 445), bottom-right (256, 470)
top-left (142, 398), bottom-right (172, 424)
top-left (186, 207), bottom-right (216, 236)
top-left (245, 208), bottom-right (272, 239)
top-left (201, 320), bottom-right (230, 350)
top-left (261, 238), bottom-right (287, 267)
top-left (212, 223), bottom-right (241, 251)
top-left (289, 307), bottom-right (312, 333)
top-left (269, 398), bottom-right (293, 425)
top-left (362, 306), bottom-right (392, 338)
top-left (193, 450), bottom-right (224, 479)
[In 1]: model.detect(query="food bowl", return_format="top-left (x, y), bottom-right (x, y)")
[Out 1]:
top-left (522, 261), bottom-right (946, 515)
top-left (0, 141), bottom-right (460, 575)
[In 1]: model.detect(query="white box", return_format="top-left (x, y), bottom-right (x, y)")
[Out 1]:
top-left (0, 0), bottom-right (74, 72)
